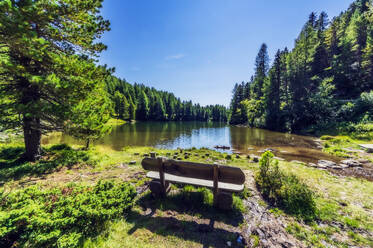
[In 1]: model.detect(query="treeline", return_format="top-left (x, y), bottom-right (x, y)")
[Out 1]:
top-left (106, 76), bottom-right (228, 122)
top-left (230, 0), bottom-right (373, 132)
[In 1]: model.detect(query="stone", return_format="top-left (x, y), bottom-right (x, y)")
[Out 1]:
top-left (340, 159), bottom-right (362, 167)
top-left (129, 161), bottom-right (136, 165)
top-left (291, 160), bottom-right (306, 165)
top-left (252, 156), bottom-right (259, 163)
top-left (235, 154), bottom-right (240, 159)
top-left (330, 165), bottom-right (342, 170)
top-left (264, 148), bottom-right (277, 152)
top-left (143, 153), bottom-right (150, 157)
top-left (317, 160), bottom-right (336, 168)
top-left (339, 163), bottom-right (349, 169)
top-left (134, 152), bottom-right (140, 155)
top-left (357, 158), bottom-right (370, 164)
top-left (274, 156), bottom-right (285, 161)
top-left (360, 144), bottom-right (373, 153)
top-left (150, 152), bottom-right (157, 158)
top-left (308, 163), bottom-right (317, 167)
top-left (247, 147), bottom-right (254, 150)
top-left (246, 154), bottom-right (251, 159)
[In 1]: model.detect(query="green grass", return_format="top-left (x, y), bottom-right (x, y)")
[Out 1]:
top-left (105, 118), bottom-right (127, 127)
top-left (0, 140), bottom-right (372, 247)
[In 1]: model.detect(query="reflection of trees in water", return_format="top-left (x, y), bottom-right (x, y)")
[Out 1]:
top-left (43, 122), bottom-right (317, 156)
top-left (229, 126), bottom-right (317, 151)
top-left (98, 122), bottom-right (226, 150)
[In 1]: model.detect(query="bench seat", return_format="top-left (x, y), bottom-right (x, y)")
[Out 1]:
top-left (146, 171), bottom-right (244, 192)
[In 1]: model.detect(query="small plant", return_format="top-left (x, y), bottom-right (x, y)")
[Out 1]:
top-left (255, 151), bottom-right (317, 221)
top-left (0, 180), bottom-right (136, 248)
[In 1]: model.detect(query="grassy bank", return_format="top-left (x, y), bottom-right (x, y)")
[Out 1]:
top-left (0, 141), bottom-right (372, 247)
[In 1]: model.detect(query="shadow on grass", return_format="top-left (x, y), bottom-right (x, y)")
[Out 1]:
top-left (127, 188), bottom-right (245, 247)
top-left (0, 144), bottom-right (91, 183)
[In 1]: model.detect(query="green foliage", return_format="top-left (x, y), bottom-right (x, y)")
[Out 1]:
top-left (66, 88), bottom-right (113, 148)
top-left (229, 1), bottom-right (373, 132)
top-left (0, 180), bottom-right (136, 248)
top-left (0, 145), bottom-right (92, 182)
top-left (105, 76), bottom-right (228, 122)
top-left (0, 0), bottom-right (112, 160)
top-left (255, 151), bottom-right (317, 220)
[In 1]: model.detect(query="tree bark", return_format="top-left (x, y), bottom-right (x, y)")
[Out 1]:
top-left (23, 116), bottom-right (42, 161)
top-left (85, 138), bottom-right (90, 150)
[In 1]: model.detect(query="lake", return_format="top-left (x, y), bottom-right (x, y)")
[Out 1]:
top-left (42, 121), bottom-right (338, 163)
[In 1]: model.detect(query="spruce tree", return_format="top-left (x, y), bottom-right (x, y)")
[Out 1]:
top-left (0, 0), bottom-right (110, 160)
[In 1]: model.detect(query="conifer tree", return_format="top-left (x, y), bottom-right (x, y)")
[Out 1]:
top-left (0, 0), bottom-right (110, 160)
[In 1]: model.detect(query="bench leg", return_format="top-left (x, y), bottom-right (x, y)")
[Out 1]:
top-left (215, 191), bottom-right (233, 210)
top-left (149, 179), bottom-right (170, 198)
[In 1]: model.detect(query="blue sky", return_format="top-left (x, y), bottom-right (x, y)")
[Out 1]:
top-left (99, 0), bottom-right (354, 106)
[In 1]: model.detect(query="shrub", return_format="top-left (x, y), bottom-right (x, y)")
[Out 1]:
top-left (0, 180), bottom-right (136, 248)
top-left (255, 151), bottom-right (317, 221)
top-left (0, 145), bottom-right (93, 181)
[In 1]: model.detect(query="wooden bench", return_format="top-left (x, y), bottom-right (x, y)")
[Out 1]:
top-left (141, 155), bottom-right (245, 210)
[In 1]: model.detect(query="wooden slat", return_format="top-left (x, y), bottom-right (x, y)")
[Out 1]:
top-left (142, 158), bottom-right (245, 185)
top-left (146, 171), bottom-right (244, 192)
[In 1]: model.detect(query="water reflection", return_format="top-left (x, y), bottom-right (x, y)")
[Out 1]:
top-left (42, 121), bottom-right (338, 163)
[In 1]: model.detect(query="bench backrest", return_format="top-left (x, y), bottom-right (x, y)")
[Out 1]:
top-left (141, 157), bottom-right (245, 185)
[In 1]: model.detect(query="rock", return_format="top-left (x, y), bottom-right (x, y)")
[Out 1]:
top-left (339, 163), bottom-right (349, 169)
top-left (150, 152), bottom-right (157, 158)
top-left (330, 165), bottom-right (343, 170)
top-left (235, 154), bottom-right (240, 159)
top-left (214, 145), bottom-right (230, 150)
top-left (246, 154), bottom-right (251, 159)
top-left (360, 144), bottom-right (373, 153)
top-left (252, 156), bottom-right (259, 163)
top-left (357, 159), bottom-right (370, 164)
top-left (247, 147), bottom-right (254, 150)
top-left (129, 161), bottom-right (136, 165)
top-left (264, 148), bottom-right (277, 153)
top-left (291, 160), bottom-right (306, 165)
top-left (134, 152), bottom-right (140, 156)
top-left (226, 154), bottom-right (232, 160)
top-left (205, 153), bottom-right (210, 157)
top-left (308, 163), bottom-right (317, 167)
top-left (274, 156), bottom-right (285, 161)
top-left (340, 159), bottom-right (362, 167)
top-left (317, 160), bottom-right (336, 168)
top-left (143, 153), bottom-right (149, 157)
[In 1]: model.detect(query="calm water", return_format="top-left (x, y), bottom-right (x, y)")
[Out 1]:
top-left (42, 121), bottom-right (338, 163)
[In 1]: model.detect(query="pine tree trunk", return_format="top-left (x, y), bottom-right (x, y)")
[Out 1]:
top-left (85, 139), bottom-right (90, 150)
top-left (23, 117), bottom-right (42, 161)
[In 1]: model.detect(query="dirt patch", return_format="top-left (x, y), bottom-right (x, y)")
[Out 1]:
top-left (241, 170), bottom-right (305, 247)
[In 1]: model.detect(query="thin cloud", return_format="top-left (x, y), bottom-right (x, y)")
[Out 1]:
top-left (165, 53), bottom-right (186, 60)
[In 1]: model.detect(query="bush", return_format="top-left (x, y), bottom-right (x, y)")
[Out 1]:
top-left (0, 180), bottom-right (136, 248)
top-left (255, 151), bottom-right (317, 221)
